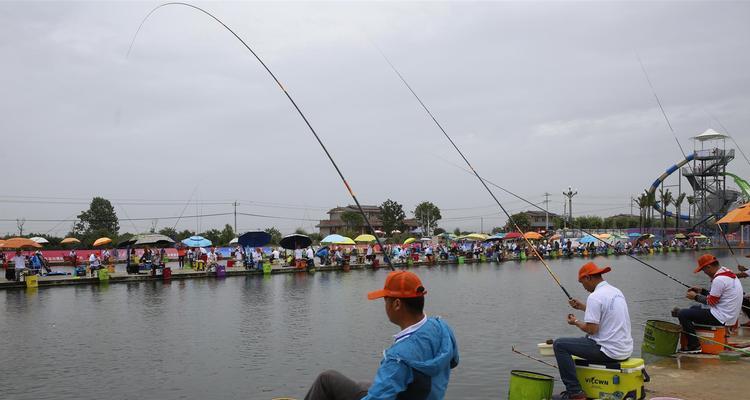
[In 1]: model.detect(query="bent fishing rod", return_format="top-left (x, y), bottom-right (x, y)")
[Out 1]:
top-left (376, 48), bottom-right (572, 300)
top-left (638, 57), bottom-right (741, 269)
top-left (128, 3), bottom-right (394, 270)
top-left (378, 48), bottom-right (692, 291)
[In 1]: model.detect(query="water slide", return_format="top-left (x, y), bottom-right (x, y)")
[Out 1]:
top-left (724, 172), bottom-right (750, 199)
top-left (648, 153), bottom-right (694, 220)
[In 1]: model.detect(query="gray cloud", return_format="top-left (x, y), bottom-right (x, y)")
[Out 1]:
top-left (1, 1), bottom-right (748, 236)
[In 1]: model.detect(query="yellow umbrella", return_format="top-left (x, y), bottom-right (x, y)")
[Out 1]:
top-left (354, 234), bottom-right (376, 243)
top-left (404, 237), bottom-right (416, 245)
top-left (93, 237), bottom-right (112, 247)
top-left (60, 237), bottom-right (81, 245)
top-left (458, 233), bottom-right (488, 241)
top-left (594, 233), bottom-right (611, 239)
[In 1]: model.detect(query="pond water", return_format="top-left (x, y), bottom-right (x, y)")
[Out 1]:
top-left (2, 250), bottom-right (746, 399)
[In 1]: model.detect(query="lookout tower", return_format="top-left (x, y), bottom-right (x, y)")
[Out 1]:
top-left (682, 129), bottom-right (739, 224)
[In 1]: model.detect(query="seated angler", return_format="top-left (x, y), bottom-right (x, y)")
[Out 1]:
top-left (304, 271), bottom-right (459, 400)
top-left (552, 262), bottom-right (633, 400)
top-left (672, 254), bottom-right (743, 352)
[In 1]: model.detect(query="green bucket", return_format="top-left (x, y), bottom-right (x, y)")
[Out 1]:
top-left (642, 320), bottom-right (681, 356)
top-left (457, 256), bottom-right (465, 264)
top-left (262, 263), bottom-right (272, 274)
top-left (97, 269), bottom-right (109, 281)
top-left (407, 258), bottom-right (414, 266)
top-left (508, 370), bottom-right (554, 400)
top-left (520, 252), bottom-right (527, 260)
top-left (480, 254), bottom-right (487, 262)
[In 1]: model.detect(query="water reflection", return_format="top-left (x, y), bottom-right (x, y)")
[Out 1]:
top-left (0, 251), bottom-right (746, 399)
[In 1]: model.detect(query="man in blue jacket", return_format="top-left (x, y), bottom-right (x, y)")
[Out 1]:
top-left (304, 270), bottom-right (459, 400)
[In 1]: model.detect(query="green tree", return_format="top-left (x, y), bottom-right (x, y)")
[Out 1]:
top-left (380, 199), bottom-right (406, 234)
top-left (674, 193), bottom-right (686, 230)
top-left (659, 189), bottom-right (673, 233)
top-left (73, 197), bottom-right (119, 243)
top-left (219, 224), bottom-right (235, 245)
top-left (433, 227), bottom-right (446, 235)
top-left (294, 228), bottom-right (309, 235)
top-left (340, 211), bottom-right (364, 232)
top-left (414, 201), bottom-right (441, 236)
top-left (201, 229), bottom-right (222, 245)
top-left (176, 229), bottom-right (193, 241)
top-left (453, 227), bottom-right (461, 236)
top-left (503, 213), bottom-right (530, 232)
top-left (265, 227), bottom-right (282, 244)
top-left (158, 227), bottom-right (178, 240)
top-left (309, 232), bottom-right (322, 243)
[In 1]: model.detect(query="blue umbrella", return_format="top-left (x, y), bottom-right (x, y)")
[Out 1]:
top-left (627, 232), bottom-right (641, 238)
top-left (182, 235), bottom-right (212, 248)
top-left (321, 234), bottom-right (352, 244)
top-left (238, 231), bottom-right (272, 247)
top-left (579, 235), bottom-right (597, 244)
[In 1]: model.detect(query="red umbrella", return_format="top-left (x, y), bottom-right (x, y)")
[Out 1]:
top-left (503, 232), bottom-right (522, 240)
top-left (687, 232), bottom-right (702, 237)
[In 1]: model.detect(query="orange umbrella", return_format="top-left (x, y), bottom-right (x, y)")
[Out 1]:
top-left (523, 232), bottom-right (543, 240)
top-left (0, 237), bottom-right (42, 249)
top-left (717, 203), bottom-right (750, 224)
top-left (60, 237), bottom-right (81, 245)
top-left (93, 237), bottom-right (112, 247)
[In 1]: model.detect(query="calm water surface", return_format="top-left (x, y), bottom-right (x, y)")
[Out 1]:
top-left (2, 251), bottom-right (747, 399)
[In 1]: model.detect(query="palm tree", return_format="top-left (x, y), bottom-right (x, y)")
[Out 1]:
top-left (643, 190), bottom-right (657, 232)
top-left (660, 189), bottom-right (673, 234)
top-left (674, 193), bottom-right (686, 230)
top-left (637, 194), bottom-right (648, 233)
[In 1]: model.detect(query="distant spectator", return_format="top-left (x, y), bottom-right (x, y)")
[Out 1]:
top-left (13, 250), bottom-right (26, 281)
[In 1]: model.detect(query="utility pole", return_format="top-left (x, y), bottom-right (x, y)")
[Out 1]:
top-left (562, 187), bottom-right (578, 226)
top-left (543, 192), bottom-right (550, 231)
top-left (480, 217), bottom-right (484, 234)
top-left (233, 201), bottom-right (238, 234)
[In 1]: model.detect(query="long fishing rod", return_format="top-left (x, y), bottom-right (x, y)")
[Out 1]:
top-left (638, 57), bottom-right (741, 268)
top-left (376, 48), bottom-right (572, 299)
top-left (128, 3), bottom-right (393, 271)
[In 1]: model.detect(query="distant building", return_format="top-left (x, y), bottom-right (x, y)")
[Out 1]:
top-left (521, 210), bottom-right (559, 232)
top-left (317, 205), bottom-right (418, 236)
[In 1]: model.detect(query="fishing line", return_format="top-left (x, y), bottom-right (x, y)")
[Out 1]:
top-left (637, 56), bottom-right (741, 268)
top-left (375, 47), bottom-right (571, 299)
top-left (706, 111), bottom-right (750, 171)
top-left (128, 2), bottom-right (393, 270)
top-left (172, 184), bottom-right (199, 231)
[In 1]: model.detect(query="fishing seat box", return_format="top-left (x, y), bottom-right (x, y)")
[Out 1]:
top-left (679, 324), bottom-right (727, 354)
top-left (573, 357), bottom-right (647, 400)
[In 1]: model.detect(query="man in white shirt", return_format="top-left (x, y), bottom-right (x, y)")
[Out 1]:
top-left (674, 254), bottom-right (744, 352)
top-left (12, 250), bottom-right (27, 281)
top-left (552, 262), bottom-right (633, 400)
top-left (305, 247), bottom-right (314, 268)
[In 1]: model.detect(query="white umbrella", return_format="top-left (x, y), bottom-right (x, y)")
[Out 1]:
top-left (229, 237), bottom-right (239, 245)
top-left (30, 237), bottom-right (49, 244)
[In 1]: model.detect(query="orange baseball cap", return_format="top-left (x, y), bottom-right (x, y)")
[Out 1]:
top-left (694, 254), bottom-right (718, 273)
top-left (578, 262), bottom-right (612, 281)
top-left (367, 270), bottom-right (427, 300)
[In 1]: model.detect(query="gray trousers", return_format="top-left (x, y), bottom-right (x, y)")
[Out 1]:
top-left (304, 370), bottom-right (370, 400)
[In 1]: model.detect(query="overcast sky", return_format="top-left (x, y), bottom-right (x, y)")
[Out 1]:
top-left (2, 1), bottom-right (749, 236)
